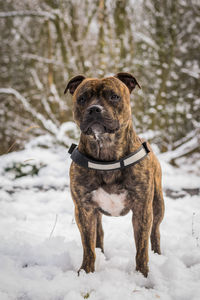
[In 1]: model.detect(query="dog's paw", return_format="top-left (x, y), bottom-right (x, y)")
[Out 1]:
top-left (78, 263), bottom-right (95, 275)
top-left (136, 265), bottom-right (149, 278)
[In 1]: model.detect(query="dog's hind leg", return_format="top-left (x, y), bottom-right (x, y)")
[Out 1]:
top-left (150, 164), bottom-right (165, 254)
top-left (96, 211), bottom-right (104, 253)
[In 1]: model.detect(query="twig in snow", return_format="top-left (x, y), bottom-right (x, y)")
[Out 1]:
top-left (192, 212), bottom-right (200, 248)
top-left (192, 212), bottom-right (195, 237)
top-left (24, 158), bottom-right (36, 163)
top-left (49, 214), bottom-right (58, 239)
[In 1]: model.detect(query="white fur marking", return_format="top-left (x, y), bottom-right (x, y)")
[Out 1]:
top-left (92, 188), bottom-right (126, 216)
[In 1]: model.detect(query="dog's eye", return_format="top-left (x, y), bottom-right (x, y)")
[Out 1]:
top-left (110, 94), bottom-right (120, 101)
top-left (77, 96), bottom-right (86, 105)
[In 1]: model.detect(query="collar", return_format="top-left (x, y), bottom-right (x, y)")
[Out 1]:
top-left (68, 141), bottom-right (150, 171)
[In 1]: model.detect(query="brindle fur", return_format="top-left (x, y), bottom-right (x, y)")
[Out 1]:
top-left (65, 73), bottom-right (164, 277)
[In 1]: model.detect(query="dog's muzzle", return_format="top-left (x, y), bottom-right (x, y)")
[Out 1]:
top-left (80, 105), bottom-right (119, 135)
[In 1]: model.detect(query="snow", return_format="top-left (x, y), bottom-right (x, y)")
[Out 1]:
top-left (0, 137), bottom-right (200, 300)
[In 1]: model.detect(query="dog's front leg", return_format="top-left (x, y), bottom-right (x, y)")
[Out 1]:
top-left (132, 199), bottom-right (153, 277)
top-left (75, 204), bottom-right (97, 274)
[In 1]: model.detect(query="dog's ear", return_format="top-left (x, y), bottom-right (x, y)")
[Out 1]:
top-left (64, 75), bottom-right (86, 95)
top-left (114, 72), bottom-right (141, 93)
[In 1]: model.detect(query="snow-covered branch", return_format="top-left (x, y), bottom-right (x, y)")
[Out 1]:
top-left (30, 69), bottom-right (43, 91)
top-left (0, 88), bottom-right (58, 136)
top-left (50, 84), bottom-right (68, 111)
top-left (0, 88), bottom-right (73, 147)
top-left (134, 32), bottom-right (159, 50)
top-left (160, 132), bottom-right (200, 163)
top-left (181, 67), bottom-right (200, 79)
top-left (0, 10), bottom-right (55, 20)
top-left (23, 54), bottom-right (62, 66)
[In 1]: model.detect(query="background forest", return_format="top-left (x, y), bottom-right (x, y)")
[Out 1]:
top-left (0, 0), bottom-right (199, 161)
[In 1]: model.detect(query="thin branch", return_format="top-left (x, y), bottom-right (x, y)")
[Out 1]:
top-left (30, 69), bottom-right (43, 91)
top-left (22, 53), bottom-right (62, 66)
top-left (50, 83), bottom-right (68, 111)
top-left (0, 10), bottom-right (55, 20)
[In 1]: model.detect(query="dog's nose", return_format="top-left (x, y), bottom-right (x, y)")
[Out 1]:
top-left (88, 105), bottom-right (102, 115)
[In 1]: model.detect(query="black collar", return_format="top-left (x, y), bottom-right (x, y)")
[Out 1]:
top-left (68, 141), bottom-right (150, 171)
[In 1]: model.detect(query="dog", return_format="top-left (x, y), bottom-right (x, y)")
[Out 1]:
top-left (64, 72), bottom-right (164, 277)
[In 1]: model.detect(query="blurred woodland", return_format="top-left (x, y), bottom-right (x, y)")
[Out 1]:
top-left (0, 0), bottom-right (199, 161)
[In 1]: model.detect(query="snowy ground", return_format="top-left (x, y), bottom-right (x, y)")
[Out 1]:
top-left (0, 136), bottom-right (200, 300)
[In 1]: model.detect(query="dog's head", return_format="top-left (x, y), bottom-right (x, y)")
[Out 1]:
top-left (64, 73), bottom-right (140, 138)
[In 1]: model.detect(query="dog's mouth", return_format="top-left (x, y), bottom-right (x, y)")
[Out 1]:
top-left (80, 118), bottom-right (119, 136)
top-left (86, 122), bottom-right (106, 135)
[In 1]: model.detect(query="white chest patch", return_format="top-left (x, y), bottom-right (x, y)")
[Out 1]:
top-left (92, 188), bottom-right (127, 216)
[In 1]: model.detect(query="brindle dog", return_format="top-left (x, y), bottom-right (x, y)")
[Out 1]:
top-left (64, 73), bottom-right (164, 277)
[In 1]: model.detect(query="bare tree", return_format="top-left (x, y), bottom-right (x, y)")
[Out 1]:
top-left (0, 0), bottom-right (199, 159)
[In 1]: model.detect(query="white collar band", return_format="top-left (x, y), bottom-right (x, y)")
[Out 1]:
top-left (68, 141), bottom-right (150, 171)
